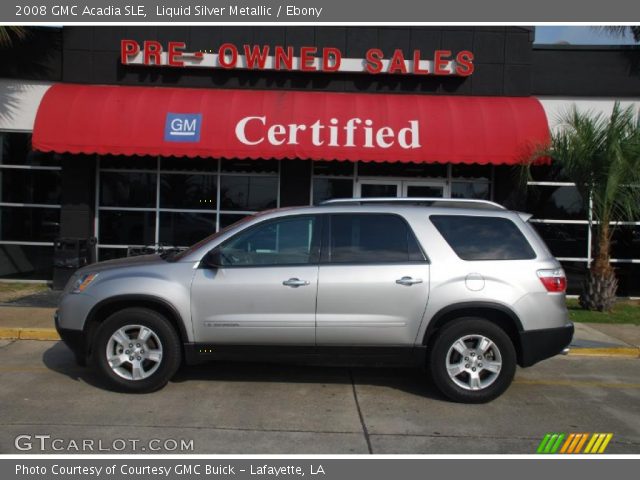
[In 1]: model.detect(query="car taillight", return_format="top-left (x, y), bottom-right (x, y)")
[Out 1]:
top-left (537, 268), bottom-right (567, 293)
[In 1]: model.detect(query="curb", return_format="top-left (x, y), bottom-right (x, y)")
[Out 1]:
top-left (0, 328), bottom-right (60, 341)
top-left (567, 347), bottom-right (640, 359)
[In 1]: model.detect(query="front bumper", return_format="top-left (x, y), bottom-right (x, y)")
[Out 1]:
top-left (519, 323), bottom-right (574, 367)
top-left (54, 310), bottom-right (86, 360)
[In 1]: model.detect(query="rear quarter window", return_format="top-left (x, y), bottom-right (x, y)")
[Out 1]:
top-left (430, 215), bottom-right (536, 261)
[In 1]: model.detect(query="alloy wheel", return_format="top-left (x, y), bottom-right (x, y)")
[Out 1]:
top-left (105, 324), bottom-right (164, 381)
top-left (445, 334), bottom-right (502, 391)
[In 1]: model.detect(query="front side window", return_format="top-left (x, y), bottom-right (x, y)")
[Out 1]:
top-left (328, 214), bottom-right (425, 264)
top-left (430, 215), bottom-right (536, 261)
top-left (218, 216), bottom-right (318, 266)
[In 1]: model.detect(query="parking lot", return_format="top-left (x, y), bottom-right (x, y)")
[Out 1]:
top-left (0, 339), bottom-right (638, 454)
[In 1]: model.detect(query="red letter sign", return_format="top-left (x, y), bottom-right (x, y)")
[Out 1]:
top-left (322, 47), bottom-right (342, 72)
top-left (412, 50), bottom-right (429, 74)
top-left (388, 49), bottom-right (408, 74)
top-left (120, 39), bottom-right (140, 65)
top-left (300, 47), bottom-right (317, 71)
top-left (434, 50), bottom-right (452, 75)
top-left (365, 48), bottom-right (384, 74)
top-left (274, 46), bottom-right (294, 70)
top-left (218, 43), bottom-right (238, 69)
top-left (143, 41), bottom-right (163, 65)
top-left (455, 50), bottom-right (475, 76)
top-left (168, 42), bottom-right (186, 67)
top-left (244, 45), bottom-right (270, 69)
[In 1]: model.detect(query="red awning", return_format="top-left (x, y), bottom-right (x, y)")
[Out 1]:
top-left (33, 84), bottom-right (549, 165)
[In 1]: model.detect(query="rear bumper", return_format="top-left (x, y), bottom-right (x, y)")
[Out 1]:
top-left (519, 323), bottom-right (574, 367)
top-left (54, 310), bottom-right (86, 360)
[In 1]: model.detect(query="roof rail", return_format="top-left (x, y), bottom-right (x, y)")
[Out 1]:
top-left (319, 197), bottom-right (506, 210)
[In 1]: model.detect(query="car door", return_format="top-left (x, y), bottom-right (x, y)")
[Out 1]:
top-left (191, 214), bottom-right (321, 345)
top-left (316, 213), bottom-right (430, 346)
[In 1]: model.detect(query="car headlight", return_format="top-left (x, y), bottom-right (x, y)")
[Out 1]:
top-left (71, 273), bottom-right (99, 294)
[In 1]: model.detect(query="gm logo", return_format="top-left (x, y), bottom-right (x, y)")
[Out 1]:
top-left (165, 113), bottom-right (202, 142)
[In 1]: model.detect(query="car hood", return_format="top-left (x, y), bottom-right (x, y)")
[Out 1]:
top-left (77, 254), bottom-right (166, 275)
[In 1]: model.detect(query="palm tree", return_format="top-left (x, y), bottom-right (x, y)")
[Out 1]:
top-left (531, 103), bottom-right (640, 311)
top-left (0, 27), bottom-right (27, 47)
top-left (597, 26), bottom-right (640, 42)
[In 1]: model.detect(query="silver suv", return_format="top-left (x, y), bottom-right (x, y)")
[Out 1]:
top-left (55, 198), bottom-right (573, 403)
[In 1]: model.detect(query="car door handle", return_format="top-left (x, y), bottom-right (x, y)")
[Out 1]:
top-left (283, 278), bottom-right (310, 287)
top-left (395, 276), bottom-right (423, 286)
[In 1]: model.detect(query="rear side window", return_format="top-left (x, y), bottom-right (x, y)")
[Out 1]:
top-left (328, 214), bottom-right (425, 264)
top-left (430, 215), bottom-right (536, 261)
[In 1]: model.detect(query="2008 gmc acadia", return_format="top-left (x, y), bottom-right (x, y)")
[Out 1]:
top-left (55, 198), bottom-right (573, 403)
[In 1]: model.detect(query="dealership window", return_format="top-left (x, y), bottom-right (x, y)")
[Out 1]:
top-left (311, 161), bottom-right (493, 204)
top-left (0, 132), bottom-right (61, 280)
top-left (527, 179), bottom-right (589, 295)
top-left (450, 165), bottom-right (492, 200)
top-left (527, 175), bottom-right (640, 297)
top-left (96, 157), bottom-right (279, 261)
top-left (311, 161), bottom-right (356, 205)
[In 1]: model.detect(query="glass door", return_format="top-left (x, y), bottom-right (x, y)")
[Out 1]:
top-left (403, 181), bottom-right (447, 198)
top-left (356, 179), bottom-right (448, 198)
top-left (357, 179), bottom-right (402, 198)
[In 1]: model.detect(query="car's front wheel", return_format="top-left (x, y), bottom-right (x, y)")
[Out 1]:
top-left (429, 318), bottom-right (516, 403)
top-left (91, 308), bottom-right (181, 393)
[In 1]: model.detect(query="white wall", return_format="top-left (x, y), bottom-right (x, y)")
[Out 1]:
top-left (537, 97), bottom-right (640, 132)
top-left (0, 79), bottom-right (53, 132)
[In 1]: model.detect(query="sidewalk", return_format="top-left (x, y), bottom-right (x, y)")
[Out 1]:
top-left (0, 305), bottom-right (59, 340)
top-left (0, 303), bottom-right (638, 358)
top-left (571, 322), bottom-right (640, 357)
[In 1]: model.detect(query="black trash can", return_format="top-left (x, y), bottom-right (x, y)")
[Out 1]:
top-left (52, 237), bottom-right (97, 290)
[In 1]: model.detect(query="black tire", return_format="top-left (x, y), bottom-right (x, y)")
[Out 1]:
top-left (91, 307), bottom-right (181, 393)
top-left (74, 353), bottom-right (87, 367)
top-left (428, 317), bottom-right (516, 403)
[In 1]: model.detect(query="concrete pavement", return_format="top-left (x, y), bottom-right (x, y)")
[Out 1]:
top-left (575, 322), bottom-right (640, 348)
top-left (0, 339), bottom-right (638, 454)
top-left (1, 293), bottom-right (637, 454)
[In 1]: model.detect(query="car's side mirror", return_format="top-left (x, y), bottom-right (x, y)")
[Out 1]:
top-left (201, 249), bottom-right (223, 269)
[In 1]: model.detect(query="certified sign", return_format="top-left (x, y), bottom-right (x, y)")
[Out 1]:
top-left (164, 113), bottom-right (202, 142)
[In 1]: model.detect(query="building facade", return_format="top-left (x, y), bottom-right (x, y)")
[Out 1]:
top-left (0, 26), bottom-right (638, 295)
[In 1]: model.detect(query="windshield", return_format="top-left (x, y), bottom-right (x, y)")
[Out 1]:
top-left (166, 214), bottom-right (255, 262)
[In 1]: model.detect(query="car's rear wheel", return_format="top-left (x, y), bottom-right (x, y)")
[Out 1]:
top-left (429, 318), bottom-right (516, 403)
top-left (91, 308), bottom-right (181, 393)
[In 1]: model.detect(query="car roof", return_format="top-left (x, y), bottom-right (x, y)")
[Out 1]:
top-left (255, 202), bottom-right (525, 220)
